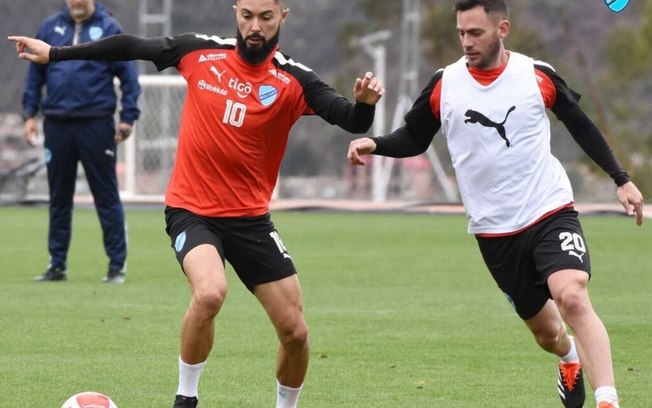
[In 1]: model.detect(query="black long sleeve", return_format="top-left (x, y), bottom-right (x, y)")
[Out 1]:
top-left (296, 71), bottom-right (376, 134)
top-left (330, 101), bottom-right (375, 134)
top-left (50, 34), bottom-right (170, 66)
top-left (305, 83), bottom-right (375, 133)
top-left (372, 71), bottom-right (442, 157)
top-left (537, 64), bottom-right (630, 186)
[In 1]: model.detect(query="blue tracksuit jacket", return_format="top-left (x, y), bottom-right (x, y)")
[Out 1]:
top-left (22, 4), bottom-right (141, 123)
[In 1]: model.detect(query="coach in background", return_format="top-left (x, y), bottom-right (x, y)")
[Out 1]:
top-left (21, 0), bottom-right (141, 284)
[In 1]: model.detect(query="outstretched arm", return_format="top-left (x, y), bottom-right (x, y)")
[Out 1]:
top-left (347, 72), bottom-right (443, 165)
top-left (9, 34), bottom-right (167, 64)
top-left (299, 70), bottom-right (384, 134)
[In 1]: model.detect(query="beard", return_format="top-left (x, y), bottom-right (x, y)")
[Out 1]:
top-left (473, 34), bottom-right (502, 69)
top-left (236, 28), bottom-right (280, 65)
top-left (69, 6), bottom-right (88, 18)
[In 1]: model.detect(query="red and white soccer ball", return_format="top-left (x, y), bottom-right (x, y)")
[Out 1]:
top-left (61, 391), bottom-right (118, 408)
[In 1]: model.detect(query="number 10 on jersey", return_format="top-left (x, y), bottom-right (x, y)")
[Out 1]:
top-left (223, 99), bottom-right (246, 127)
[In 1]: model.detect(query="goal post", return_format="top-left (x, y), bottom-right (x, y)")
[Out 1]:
top-left (118, 74), bottom-right (186, 201)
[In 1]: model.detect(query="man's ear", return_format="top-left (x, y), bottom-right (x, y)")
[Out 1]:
top-left (280, 8), bottom-right (290, 24)
top-left (498, 18), bottom-right (510, 40)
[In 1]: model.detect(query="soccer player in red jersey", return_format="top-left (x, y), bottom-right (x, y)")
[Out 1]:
top-left (11, 1), bottom-right (384, 407)
top-left (346, 1), bottom-right (643, 407)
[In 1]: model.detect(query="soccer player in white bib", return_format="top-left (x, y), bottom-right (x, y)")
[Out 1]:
top-left (346, 1), bottom-right (644, 407)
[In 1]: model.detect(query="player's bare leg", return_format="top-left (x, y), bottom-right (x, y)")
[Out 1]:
top-left (548, 269), bottom-right (619, 406)
top-left (255, 275), bottom-right (309, 407)
top-left (175, 244), bottom-right (228, 406)
top-left (181, 244), bottom-right (228, 362)
top-left (525, 295), bottom-right (585, 407)
top-left (525, 299), bottom-right (573, 355)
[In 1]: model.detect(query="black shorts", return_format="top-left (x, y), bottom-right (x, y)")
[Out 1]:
top-left (475, 208), bottom-right (591, 320)
top-left (164, 207), bottom-right (297, 292)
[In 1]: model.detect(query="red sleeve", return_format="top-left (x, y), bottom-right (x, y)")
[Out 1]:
top-left (535, 68), bottom-right (557, 108)
top-left (431, 79), bottom-right (443, 120)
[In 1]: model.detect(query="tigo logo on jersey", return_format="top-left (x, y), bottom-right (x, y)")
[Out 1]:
top-left (604, 0), bottom-right (630, 12)
top-left (228, 78), bottom-right (253, 98)
top-left (259, 85), bottom-right (279, 107)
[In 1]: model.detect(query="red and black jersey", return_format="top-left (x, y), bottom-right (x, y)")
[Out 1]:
top-left (52, 33), bottom-right (375, 216)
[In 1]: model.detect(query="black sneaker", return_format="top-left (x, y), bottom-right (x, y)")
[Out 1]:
top-left (34, 267), bottom-right (67, 282)
top-left (173, 395), bottom-right (198, 408)
top-left (102, 268), bottom-right (126, 284)
top-left (557, 361), bottom-right (585, 408)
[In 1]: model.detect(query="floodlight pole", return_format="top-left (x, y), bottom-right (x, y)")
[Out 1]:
top-left (392, 0), bottom-right (458, 202)
top-left (350, 30), bottom-right (392, 202)
top-left (139, 0), bottom-right (173, 74)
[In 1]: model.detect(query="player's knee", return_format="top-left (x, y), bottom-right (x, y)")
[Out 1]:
top-left (531, 317), bottom-right (566, 351)
top-left (533, 328), bottom-right (562, 350)
top-left (556, 288), bottom-right (589, 320)
top-left (279, 321), bottom-right (309, 351)
top-left (193, 287), bottom-right (227, 316)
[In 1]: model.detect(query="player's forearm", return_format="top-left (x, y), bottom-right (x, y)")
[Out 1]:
top-left (50, 34), bottom-right (164, 63)
top-left (314, 96), bottom-right (375, 133)
top-left (372, 127), bottom-right (433, 158)
top-left (544, 66), bottom-right (630, 186)
top-left (561, 105), bottom-right (630, 186)
top-left (337, 101), bottom-right (375, 133)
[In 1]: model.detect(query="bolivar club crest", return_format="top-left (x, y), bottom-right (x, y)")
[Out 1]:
top-left (89, 26), bottom-right (103, 40)
top-left (604, 0), bottom-right (630, 12)
top-left (259, 85), bottom-right (279, 107)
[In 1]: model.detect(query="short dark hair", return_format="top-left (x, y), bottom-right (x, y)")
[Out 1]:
top-left (235, 0), bottom-right (286, 5)
top-left (454, 0), bottom-right (509, 18)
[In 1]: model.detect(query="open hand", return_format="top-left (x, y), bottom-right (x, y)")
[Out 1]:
top-left (353, 72), bottom-right (384, 105)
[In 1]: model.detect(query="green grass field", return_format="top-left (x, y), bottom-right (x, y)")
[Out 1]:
top-left (0, 206), bottom-right (650, 407)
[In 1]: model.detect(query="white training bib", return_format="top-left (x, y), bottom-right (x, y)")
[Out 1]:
top-left (440, 52), bottom-right (573, 234)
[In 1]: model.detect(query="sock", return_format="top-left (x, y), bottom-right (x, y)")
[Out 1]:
top-left (560, 335), bottom-right (579, 363)
top-left (595, 386), bottom-right (619, 406)
top-left (176, 356), bottom-right (206, 398)
top-left (276, 380), bottom-right (303, 408)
